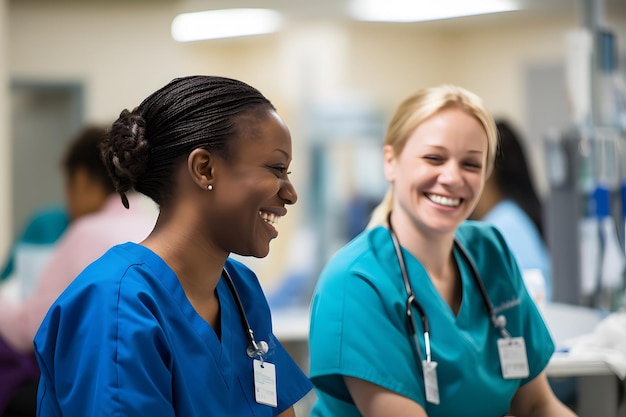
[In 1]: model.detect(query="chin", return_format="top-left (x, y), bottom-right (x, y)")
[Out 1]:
top-left (256, 246), bottom-right (271, 258)
top-left (238, 245), bottom-right (271, 259)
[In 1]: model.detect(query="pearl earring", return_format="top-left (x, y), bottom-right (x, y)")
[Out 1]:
top-left (207, 184), bottom-right (213, 191)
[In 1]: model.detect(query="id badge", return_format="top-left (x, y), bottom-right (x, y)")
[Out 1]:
top-left (422, 360), bottom-right (440, 405)
top-left (253, 359), bottom-right (277, 407)
top-left (497, 337), bottom-right (529, 379)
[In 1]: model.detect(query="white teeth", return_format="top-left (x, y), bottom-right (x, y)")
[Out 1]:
top-left (427, 194), bottom-right (460, 207)
top-left (259, 211), bottom-right (280, 226)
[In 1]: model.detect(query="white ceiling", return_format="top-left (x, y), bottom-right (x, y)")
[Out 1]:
top-left (11, 0), bottom-right (626, 32)
top-left (172, 0), bottom-right (626, 28)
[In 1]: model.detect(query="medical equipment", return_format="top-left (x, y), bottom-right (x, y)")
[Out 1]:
top-left (222, 268), bottom-right (269, 360)
top-left (386, 212), bottom-right (511, 366)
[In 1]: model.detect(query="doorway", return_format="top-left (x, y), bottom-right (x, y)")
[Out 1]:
top-left (10, 81), bottom-right (84, 236)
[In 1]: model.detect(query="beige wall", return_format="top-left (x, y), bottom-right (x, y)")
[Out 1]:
top-left (5, 1), bottom-right (626, 287)
top-left (0, 0), bottom-right (9, 260)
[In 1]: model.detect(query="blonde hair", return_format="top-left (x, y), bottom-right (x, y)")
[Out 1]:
top-left (367, 84), bottom-right (497, 228)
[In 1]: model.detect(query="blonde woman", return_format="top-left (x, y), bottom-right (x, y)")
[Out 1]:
top-left (308, 85), bottom-right (576, 417)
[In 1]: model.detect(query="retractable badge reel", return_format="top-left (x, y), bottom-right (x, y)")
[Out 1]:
top-left (494, 315), bottom-right (529, 379)
top-left (421, 330), bottom-right (440, 405)
top-left (252, 359), bottom-right (277, 407)
top-left (248, 332), bottom-right (277, 407)
top-left (406, 296), bottom-right (440, 405)
top-left (223, 269), bottom-right (277, 407)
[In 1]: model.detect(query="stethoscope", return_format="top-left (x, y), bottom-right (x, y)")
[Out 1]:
top-left (222, 268), bottom-right (269, 360)
top-left (386, 212), bottom-right (510, 365)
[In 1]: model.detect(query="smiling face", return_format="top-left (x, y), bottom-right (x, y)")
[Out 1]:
top-left (207, 109), bottom-right (297, 258)
top-left (385, 107), bottom-right (488, 240)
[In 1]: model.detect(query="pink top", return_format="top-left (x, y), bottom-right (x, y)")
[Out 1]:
top-left (0, 194), bottom-right (157, 352)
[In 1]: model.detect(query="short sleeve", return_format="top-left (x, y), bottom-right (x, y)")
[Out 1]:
top-left (515, 271), bottom-right (555, 385)
top-left (267, 333), bottom-right (314, 415)
top-left (225, 259), bottom-right (313, 414)
top-left (34, 269), bottom-right (176, 417)
top-left (309, 262), bottom-right (425, 406)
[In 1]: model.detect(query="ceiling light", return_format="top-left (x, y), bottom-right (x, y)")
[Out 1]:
top-left (171, 8), bottom-right (283, 42)
top-left (348, 0), bottom-right (520, 23)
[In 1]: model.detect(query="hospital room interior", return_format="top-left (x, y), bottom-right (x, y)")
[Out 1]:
top-left (1, 0), bottom-right (626, 415)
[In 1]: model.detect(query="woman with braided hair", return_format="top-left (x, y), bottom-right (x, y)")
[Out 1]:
top-left (33, 75), bottom-right (313, 416)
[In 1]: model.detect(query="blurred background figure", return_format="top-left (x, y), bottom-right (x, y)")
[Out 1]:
top-left (470, 119), bottom-right (552, 306)
top-left (0, 205), bottom-right (69, 287)
top-left (0, 125), bottom-right (157, 417)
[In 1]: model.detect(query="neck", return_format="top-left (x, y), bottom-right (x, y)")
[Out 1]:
top-left (389, 210), bottom-right (462, 314)
top-left (142, 216), bottom-right (226, 329)
top-left (389, 211), bottom-right (455, 279)
top-left (142, 208), bottom-right (228, 300)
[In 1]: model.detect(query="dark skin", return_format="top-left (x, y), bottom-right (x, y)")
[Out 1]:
top-left (141, 109), bottom-right (298, 417)
top-left (142, 155), bottom-right (226, 328)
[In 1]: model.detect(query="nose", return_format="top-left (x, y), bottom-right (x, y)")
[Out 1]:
top-left (438, 161), bottom-right (463, 187)
top-left (279, 178), bottom-right (298, 205)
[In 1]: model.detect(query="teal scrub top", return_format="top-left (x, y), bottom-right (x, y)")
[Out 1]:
top-left (1, 205), bottom-right (69, 280)
top-left (309, 221), bottom-right (554, 417)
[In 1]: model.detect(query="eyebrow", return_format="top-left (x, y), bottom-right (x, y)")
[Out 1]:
top-left (274, 148), bottom-right (290, 158)
top-left (423, 145), bottom-right (484, 155)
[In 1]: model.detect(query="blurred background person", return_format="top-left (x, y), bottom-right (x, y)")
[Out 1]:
top-left (0, 125), bottom-right (157, 417)
top-left (0, 205), bottom-right (69, 287)
top-left (470, 119), bottom-right (552, 306)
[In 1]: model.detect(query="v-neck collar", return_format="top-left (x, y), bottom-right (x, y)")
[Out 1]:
top-left (386, 237), bottom-right (474, 325)
top-left (121, 243), bottom-right (237, 387)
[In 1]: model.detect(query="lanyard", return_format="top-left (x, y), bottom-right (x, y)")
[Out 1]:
top-left (222, 268), bottom-right (269, 360)
top-left (386, 212), bottom-right (510, 363)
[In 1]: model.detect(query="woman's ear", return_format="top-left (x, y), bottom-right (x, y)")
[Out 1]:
top-left (187, 148), bottom-right (214, 190)
top-left (383, 144), bottom-right (397, 183)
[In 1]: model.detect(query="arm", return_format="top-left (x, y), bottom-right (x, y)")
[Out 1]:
top-left (345, 376), bottom-right (428, 417)
top-left (509, 372), bottom-right (577, 417)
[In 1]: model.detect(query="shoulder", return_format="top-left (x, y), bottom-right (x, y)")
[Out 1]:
top-left (456, 220), bottom-right (526, 300)
top-left (322, 226), bottom-right (390, 274)
top-left (314, 226), bottom-right (401, 303)
top-left (21, 205), bottom-right (70, 244)
top-left (225, 257), bottom-right (259, 287)
top-left (79, 242), bottom-right (136, 276)
top-left (39, 243), bottom-right (173, 343)
top-left (483, 200), bottom-right (527, 224)
top-left (483, 201), bottom-right (542, 243)
top-left (224, 257), bottom-right (267, 305)
top-left (456, 220), bottom-right (511, 253)
top-left (57, 243), bottom-right (156, 301)
top-left (37, 245), bottom-right (139, 327)
top-left (456, 220), bottom-right (519, 277)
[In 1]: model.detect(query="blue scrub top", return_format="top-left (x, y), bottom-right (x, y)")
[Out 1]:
top-left (34, 242), bottom-right (312, 416)
top-left (309, 221), bottom-right (554, 417)
top-left (483, 199), bottom-right (553, 301)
